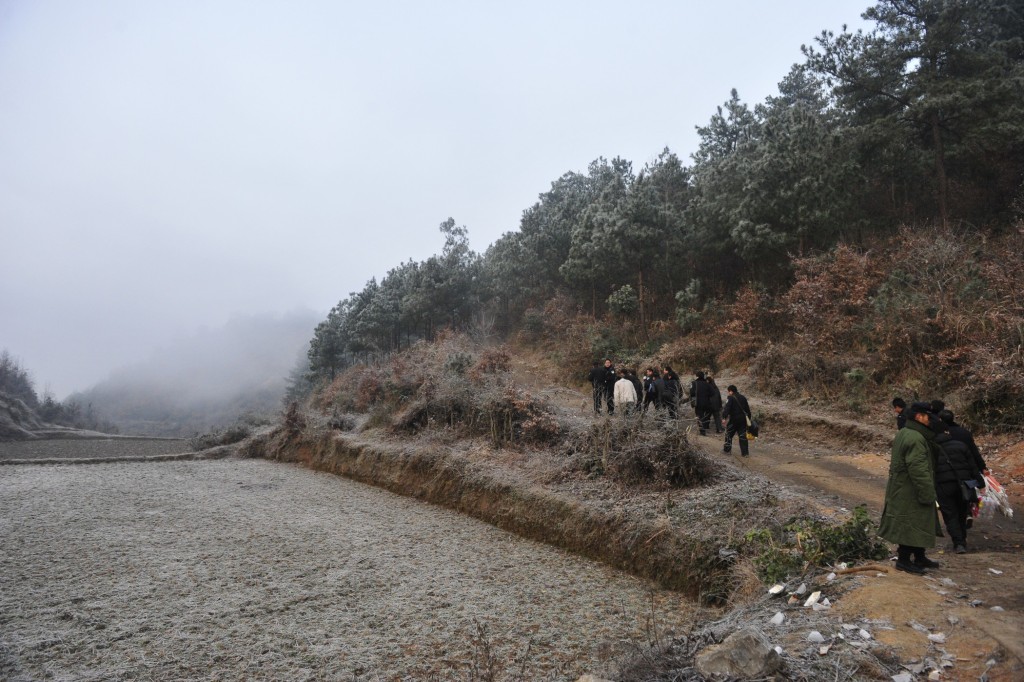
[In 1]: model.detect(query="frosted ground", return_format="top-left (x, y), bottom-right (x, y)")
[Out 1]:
top-left (0, 456), bottom-right (697, 680)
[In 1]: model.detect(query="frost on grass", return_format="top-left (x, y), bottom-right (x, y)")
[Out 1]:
top-left (0, 459), bottom-right (699, 680)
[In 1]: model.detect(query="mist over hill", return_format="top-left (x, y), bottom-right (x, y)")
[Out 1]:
top-left (71, 311), bottom-right (319, 437)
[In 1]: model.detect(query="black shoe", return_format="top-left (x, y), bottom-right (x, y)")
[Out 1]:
top-left (914, 556), bottom-right (941, 569)
top-left (955, 544), bottom-right (967, 554)
top-left (895, 559), bottom-right (926, 575)
top-left (965, 518), bottom-right (973, 529)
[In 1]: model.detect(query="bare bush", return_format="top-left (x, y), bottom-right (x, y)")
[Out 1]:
top-left (564, 417), bottom-right (715, 488)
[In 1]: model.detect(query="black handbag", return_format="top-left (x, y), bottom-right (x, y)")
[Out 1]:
top-left (960, 479), bottom-right (980, 503)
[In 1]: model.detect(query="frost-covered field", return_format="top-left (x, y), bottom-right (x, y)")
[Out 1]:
top-left (0, 458), bottom-right (696, 680)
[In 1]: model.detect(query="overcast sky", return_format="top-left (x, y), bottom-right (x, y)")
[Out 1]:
top-left (0, 1), bottom-right (872, 398)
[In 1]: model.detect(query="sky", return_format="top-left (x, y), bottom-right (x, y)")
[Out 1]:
top-left (0, 0), bottom-right (873, 398)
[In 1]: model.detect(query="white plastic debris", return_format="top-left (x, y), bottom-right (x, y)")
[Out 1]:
top-left (774, 645), bottom-right (784, 655)
top-left (842, 624), bottom-right (858, 631)
top-left (928, 671), bottom-right (941, 681)
top-left (837, 562), bottom-right (848, 570)
top-left (910, 621), bottom-right (930, 633)
top-left (813, 602), bottom-right (832, 611)
top-left (859, 629), bottom-right (872, 640)
top-left (826, 572), bottom-right (837, 581)
top-left (795, 583), bottom-right (807, 595)
top-left (927, 633), bottom-right (946, 644)
top-left (770, 611), bottom-right (785, 625)
top-left (891, 673), bottom-right (913, 682)
top-left (947, 615), bottom-right (960, 625)
top-left (804, 591), bottom-right (822, 607)
top-left (768, 583), bottom-right (786, 595)
top-left (808, 631), bottom-right (826, 643)
top-left (990, 606), bottom-right (1005, 612)
top-left (989, 568), bottom-right (1003, 575)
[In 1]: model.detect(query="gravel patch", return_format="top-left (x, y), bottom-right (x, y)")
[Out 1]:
top-left (0, 458), bottom-right (698, 680)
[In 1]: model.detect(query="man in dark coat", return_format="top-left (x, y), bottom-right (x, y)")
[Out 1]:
top-left (934, 429), bottom-right (983, 554)
top-left (939, 410), bottom-right (987, 473)
top-left (588, 361), bottom-right (605, 414)
top-left (690, 371), bottom-right (714, 435)
top-left (722, 384), bottom-right (752, 457)
top-left (878, 402), bottom-right (944, 574)
top-left (708, 375), bottom-right (724, 433)
top-left (642, 368), bottom-right (661, 413)
top-left (602, 359), bottom-right (617, 415)
top-left (892, 397), bottom-right (907, 430)
top-left (662, 368), bottom-right (681, 419)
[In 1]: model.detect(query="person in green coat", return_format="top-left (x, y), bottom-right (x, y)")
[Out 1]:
top-left (878, 402), bottom-right (944, 574)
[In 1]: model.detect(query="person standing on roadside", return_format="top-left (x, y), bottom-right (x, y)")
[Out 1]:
top-left (642, 367), bottom-right (660, 413)
top-left (602, 359), bottom-right (617, 415)
top-left (722, 384), bottom-right (752, 457)
top-left (690, 371), bottom-right (714, 435)
top-left (588, 361), bottom-right (605, 414)
top-left (934, 424), bottom-right (983, 554)
top-left (892, 397), bottom-right (907, 430)
top-left (878, 402), bottom-right (944, 574)
top-left (708, 375), bottom-right (724, 433)
top-left (662, 367), bottom-right (681, 419)
top-left (613, 369), bottom-right (638, 416)
top-left (627, 369), bottom-right (644, 412)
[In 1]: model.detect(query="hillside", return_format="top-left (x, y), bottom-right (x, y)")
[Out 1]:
top-left (258, 333), bottom-right (1023, 680)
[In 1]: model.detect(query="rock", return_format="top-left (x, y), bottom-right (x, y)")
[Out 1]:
top-left (770, 611), bottom-right (784, 625)
top-left (695, 628), bottom-right (783, 679)
top-left (807, 631), bottom-right (826, 643)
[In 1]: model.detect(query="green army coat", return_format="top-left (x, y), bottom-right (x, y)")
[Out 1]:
top-left (878, 419), bottom-right (943, 548)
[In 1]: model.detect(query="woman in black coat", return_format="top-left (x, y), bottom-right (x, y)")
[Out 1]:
top-left (934, 430), bottom-right (984, 554)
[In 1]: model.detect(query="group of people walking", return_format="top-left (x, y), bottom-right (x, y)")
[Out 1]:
top-left (587, 360), bottom-right (754, 457)
top-left (880, 398), bottom-right (988, 574)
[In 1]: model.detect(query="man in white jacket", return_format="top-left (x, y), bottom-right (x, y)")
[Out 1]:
top-left (613, 369), bottom-right (638, 416)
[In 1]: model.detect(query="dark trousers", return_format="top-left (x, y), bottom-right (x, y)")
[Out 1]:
top-left (724, 421), bottom-right (749, 455)
top-left (713, 408), bottom-right (724, 432)
top-left (696, 407), bottom-right (713, 434)
top-left (936, 481), bottom-right (968, 545)
top-left (664, 395), bottom-right (678, 418)
top-left (605, 385), bottom-right (615, 415)
top-left (897, 544), bottom-right (928, 561)
top-left (592, 384), bottom-right (604, 413)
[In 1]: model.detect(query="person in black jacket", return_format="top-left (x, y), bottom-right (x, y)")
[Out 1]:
top-left (642, 367), bottom-right (661, 413)
top-left (708, 375), bottom-right (724, 433)
top-left (892, 397), bottom-right (907, 430)
top-left (690, 371), bottom-right (714, 435)
top-left (939, 410), bottom-right (987, 473)
top-left (662, 367), bottom-right (681, 419)
top-left (934, 429), bottom-right (984, 554)
top-left (602, 359), bottom-right (617, 415)
top-left (588, 361), bottom-right (605, 414)
top-left (723, 384), bottom-right (752, 457)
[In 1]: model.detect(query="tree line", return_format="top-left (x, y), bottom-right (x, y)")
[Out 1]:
top-left (306, 0), bottom-right (1024, 385)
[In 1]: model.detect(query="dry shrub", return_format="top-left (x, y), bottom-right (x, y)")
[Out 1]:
top-left (748, 343), bottom-right (861, 400)
top-left (715, 284), bottom-right (790, 366)
top-left (657, 335), bottom-right (719, 375)
top-left (565, 417), bottom-right (715, 488)
top-left (471, 346), bottom-right (512, 377)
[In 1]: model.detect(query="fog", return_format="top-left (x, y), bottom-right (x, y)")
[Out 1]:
top-left (0, 1), bottom-right (872, 400)
top-left (69, 311), bottom-right (319, 436)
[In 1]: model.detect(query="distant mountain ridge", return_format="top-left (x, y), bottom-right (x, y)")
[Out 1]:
top-left (71, 311), bottom-right (319, 437)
